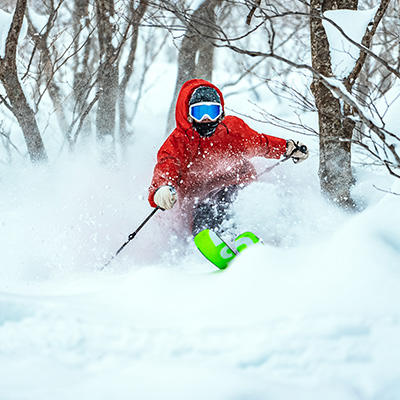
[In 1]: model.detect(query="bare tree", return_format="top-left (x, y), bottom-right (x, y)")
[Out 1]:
top-left (1, 0), bottom-right (398, 186)
top-left (209, 0), bottom-right (398, 201)
top-left (0, 0), bottom-right (160, 163)
top-left (26, 0), bottom-right (71, 146)
top-left (118, 0), bottom-right (148, 146)
top-left (165, 0), bottom-right (223, 133)
top-left (95, 0), bottom-right (119, 160)
top-left (310, 0), bottom-right (392, 207)
top-left (0, 0), bottom-right (48, 163)
top-left (310, 0), bottom-right (359, 208)
top-left (70, 0), bottom-right (96, 146)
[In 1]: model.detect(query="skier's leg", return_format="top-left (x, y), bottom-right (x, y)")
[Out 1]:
top-left (192, 185), bottom-right (239, 236)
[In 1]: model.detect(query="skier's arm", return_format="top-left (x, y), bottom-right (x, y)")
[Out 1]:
top-left (227, 116), bottom-right (287, 159)
top-left (148, 133), bottom-right (190, 208)
top-left (227, 116), bottom-right (308, 161)
top-left (257, 134), bottom-right (309, 163)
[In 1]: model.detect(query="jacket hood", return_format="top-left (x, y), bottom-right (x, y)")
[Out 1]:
top-left (175, 79), bottom-right (225, 132)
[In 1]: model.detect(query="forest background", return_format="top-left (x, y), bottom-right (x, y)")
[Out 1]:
top-left (0, 0), bottom-right (399, 206)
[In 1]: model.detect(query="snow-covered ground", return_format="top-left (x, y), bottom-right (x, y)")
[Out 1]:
top-left (1, 7), bottom-right (400, 399)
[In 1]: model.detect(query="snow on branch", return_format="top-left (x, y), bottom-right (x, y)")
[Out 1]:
top-left (320, 2), bottom-right (396, 83)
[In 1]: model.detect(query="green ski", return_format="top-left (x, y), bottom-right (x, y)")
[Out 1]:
top-left (194, 229), bottom-right (262, 269)
top-left (194, 229), bottom-right (236, 269)
top-left (234, 231), bottom-right (261, 252)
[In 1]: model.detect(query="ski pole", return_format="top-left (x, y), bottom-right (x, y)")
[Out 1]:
top-left (258, 144), bottom-right (308, 178)
top-left (258, 156), bottom-right (290, 177)
top-left (101, 206), bottom-right (161, 270)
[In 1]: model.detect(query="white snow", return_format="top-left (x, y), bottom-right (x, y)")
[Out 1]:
top-left (28, 8), bottom-right (49, 33)
top-left (1, 7), bottom-right (400, 400)
top-left (323, 7), bottom-right (378, 79)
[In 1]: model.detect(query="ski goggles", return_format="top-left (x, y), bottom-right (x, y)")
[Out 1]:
top-left (189, 102), bottom-right (222, 122)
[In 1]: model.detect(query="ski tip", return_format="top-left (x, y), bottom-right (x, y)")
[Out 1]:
top-left (194, 229), bottom-right (236, 270)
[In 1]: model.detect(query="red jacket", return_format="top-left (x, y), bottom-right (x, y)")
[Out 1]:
top-left (148, 79), bottom-right (287, 208)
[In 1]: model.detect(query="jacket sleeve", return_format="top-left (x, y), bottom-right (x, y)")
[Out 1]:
top-left (227, 116), bottom-right (287, 160)
top-left (148, 131), bottom-right (190, 207)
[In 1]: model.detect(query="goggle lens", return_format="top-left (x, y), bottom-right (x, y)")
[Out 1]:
top-left (189, 103), bottom-right (222, 122)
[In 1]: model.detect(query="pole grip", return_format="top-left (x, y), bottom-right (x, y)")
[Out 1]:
top-left (299, 145), bottom-right (307, 153)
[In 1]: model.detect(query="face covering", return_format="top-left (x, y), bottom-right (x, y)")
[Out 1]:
top-left (193, 120), bottom-right (219, 137)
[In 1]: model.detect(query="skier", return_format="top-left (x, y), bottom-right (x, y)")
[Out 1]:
top-left (148, 79), bottom-right (309, 236)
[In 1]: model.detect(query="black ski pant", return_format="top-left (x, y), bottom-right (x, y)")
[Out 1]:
top-left (192, 185), bottom-right (239, 237)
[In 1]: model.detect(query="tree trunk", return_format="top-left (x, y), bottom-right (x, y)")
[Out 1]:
top-left (0, 0), bottom-right (47, 163)
top-left (166, 0), bottom-right (221, 134)
top-left (310, 0), bottom-right (358, 208)
top-left (27, 15), bottom-right (71, 147)
top-left (119, 0), bottom-right (148, 147)
top-left (71, 0), bottom-right (93, 146)
top-left (95, 0), bottom-right (118, 161)
top-left (1, 69), bottom-right (48, 163)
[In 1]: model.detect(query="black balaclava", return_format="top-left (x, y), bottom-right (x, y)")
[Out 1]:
top-left (189, 86), bottom-right (222, 137)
